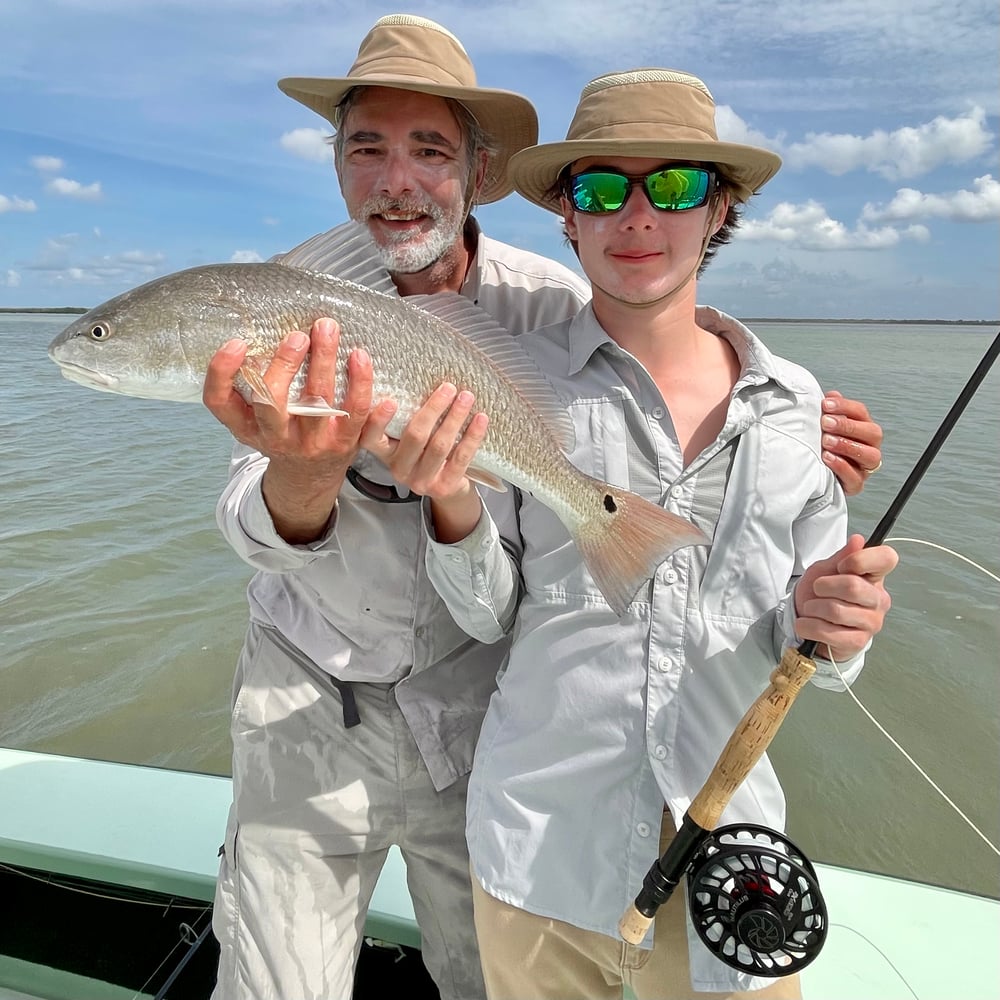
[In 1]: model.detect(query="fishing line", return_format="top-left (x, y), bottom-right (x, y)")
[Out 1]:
top-left (822, 530), bottom-right (1000, 856)
top-left (885, 537), bottom-right (1000, 585)
top-left (825, 649), bottom-right (1000, 858)
top-left (827, 923), bottom-right (922, 1000)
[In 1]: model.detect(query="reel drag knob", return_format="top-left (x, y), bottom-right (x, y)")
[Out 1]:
top-left (686, 824), bottom-right (827, 976)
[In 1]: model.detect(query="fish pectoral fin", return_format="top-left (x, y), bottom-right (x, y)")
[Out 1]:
top-left (467, 467), bottom-right (507, 493)
top-left (287, 396), bottom-right (349, 417)
top-left (238, 364), bottom-right (279, 409)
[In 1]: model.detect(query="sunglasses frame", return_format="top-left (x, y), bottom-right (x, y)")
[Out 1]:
top-left (565, 165), bottom-right (717, 215)
top-left (345, 465), bottom-right (422, 504)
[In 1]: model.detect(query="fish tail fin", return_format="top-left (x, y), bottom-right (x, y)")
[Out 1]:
top-left (573, 484), bottom-right (709, 616)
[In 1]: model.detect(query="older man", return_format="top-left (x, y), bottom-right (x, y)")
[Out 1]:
top-left (202, 16), bottom-right (883, 1000)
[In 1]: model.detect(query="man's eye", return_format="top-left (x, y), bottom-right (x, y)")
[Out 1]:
top-left (418, 148), bottom-right (445, 158)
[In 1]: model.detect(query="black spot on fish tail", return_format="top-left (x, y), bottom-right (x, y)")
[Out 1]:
top-left (604, 494), bottom-right (617, 513)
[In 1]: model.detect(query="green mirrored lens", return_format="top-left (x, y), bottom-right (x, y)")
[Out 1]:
top-left (570, 167), bottom-right (713, 213)
top-left (646, 168), bottom-right (710, 210)
top-left (571, 173), bottom-right (629, 212)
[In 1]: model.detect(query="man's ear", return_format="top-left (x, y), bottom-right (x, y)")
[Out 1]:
top-left (475, 150), bottom-right (489, 194)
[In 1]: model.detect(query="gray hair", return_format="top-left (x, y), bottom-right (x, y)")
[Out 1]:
top-left (327, 86), bottom-right (498, 195)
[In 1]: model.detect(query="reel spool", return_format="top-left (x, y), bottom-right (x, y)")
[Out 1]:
top-left (687, 824), bottom-right (827, 976)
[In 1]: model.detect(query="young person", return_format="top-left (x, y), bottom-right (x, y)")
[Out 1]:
top-left (363, 68), bottom-right (898, 999)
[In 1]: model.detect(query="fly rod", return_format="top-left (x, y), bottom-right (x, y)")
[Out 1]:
top-left (619, 330), bottom-right (1000, 972)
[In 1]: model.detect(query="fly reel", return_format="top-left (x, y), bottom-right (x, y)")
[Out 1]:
top-left (687, 824), bottom-right (827, 975)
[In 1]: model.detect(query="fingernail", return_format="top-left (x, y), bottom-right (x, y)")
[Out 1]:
top-left (221, 339), bottom-right (246, 352)
top-left (821, 415), bottom-right (836, 429)
top-left (439, 382), bottom-right (458, 398)
top-left (822, 398), bottom-right (836, 411)
top-left (457, 390), bottom-right (474, 406)
top-left (287, 331), bottom-right (308, 350)
top-left (822, 434), bottom-right (837, 448)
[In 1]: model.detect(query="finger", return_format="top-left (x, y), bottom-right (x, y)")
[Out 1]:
top-left (821, 405), bottom-right (884, 448)
top-left (446, 411), bottom-right (489, 479)
top-left (341, 349), bottom-right (375, 430)
top-left (419, 390), bottom-right (477, 471)
top-left (836, 543), bottom-right (900, 582)
top-left (793, 617), bottom-right (872, 660)
top-left (822, 391), bottom-right (872, 424)
top-left (258, 330), bottom-right (310, 413)
top-left (203, 339), bottom-right (257, 436)
top-left (302, 318), bottom-right (340, 408)
top-left (358, 399), bottom-right (399, 454)
top-left (822, 433), bottom-right (883, 487)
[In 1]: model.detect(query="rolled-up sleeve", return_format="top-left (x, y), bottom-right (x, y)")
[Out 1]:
top-left (423, 490), bottom-right (522, 644)
top-left (216, 443), bottom-right (340, 572)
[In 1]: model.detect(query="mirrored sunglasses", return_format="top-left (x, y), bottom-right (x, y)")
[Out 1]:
top-left (567, 166), bottom-right (716, 214)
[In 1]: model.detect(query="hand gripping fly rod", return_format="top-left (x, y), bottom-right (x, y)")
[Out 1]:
top-left (618, 330), bottom-right (1000, 959)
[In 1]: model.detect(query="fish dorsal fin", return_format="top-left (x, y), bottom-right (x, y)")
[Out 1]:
top-left (407, 292), bottom-right (575, 454)
top-left (276, 221), bottom-right (399, 297)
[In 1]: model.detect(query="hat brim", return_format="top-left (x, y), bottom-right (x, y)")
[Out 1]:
top-left (509, 139), bottom-right (782, 213)
top-left (278, 76), bottom-right (538, 204)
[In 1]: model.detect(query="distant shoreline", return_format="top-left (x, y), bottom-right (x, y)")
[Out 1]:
top-left (1, 306), bottom-right (996, 325)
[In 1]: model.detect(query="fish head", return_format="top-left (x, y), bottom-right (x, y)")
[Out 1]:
top-left (47, 266), bottom-right (247, 402)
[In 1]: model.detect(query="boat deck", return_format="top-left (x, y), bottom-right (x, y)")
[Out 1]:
top-left (1, 747), bottom-right (997, 999)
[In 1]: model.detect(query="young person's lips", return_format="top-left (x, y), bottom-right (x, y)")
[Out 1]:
top-left (611, 249), bottom-right (661, 262)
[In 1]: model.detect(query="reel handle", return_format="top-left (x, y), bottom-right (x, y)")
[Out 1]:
top-left (618, 646), bottom-right (816, 944)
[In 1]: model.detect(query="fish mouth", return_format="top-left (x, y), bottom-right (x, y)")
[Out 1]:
top-left (52, 360), bottom-right (118, 390)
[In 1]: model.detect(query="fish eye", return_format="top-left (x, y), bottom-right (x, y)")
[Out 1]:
top-left (89, 323), bottom-right (110, 341)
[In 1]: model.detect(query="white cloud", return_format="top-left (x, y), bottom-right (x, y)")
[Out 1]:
top-left (4, 270), bottom-right (21, 288)
top-left (779, 107), bottom-right (994, 180)
top-left (279, 128), bottom-right (332, 164)
top-left (262, 216), bottom-right (279, 226)
top-left (230, 250), bottom-right (264, 263)
top-left (861, 174), bottom-right (1000, 223)
top-left (739, 200), bottom-right (931, 250)
top-left (0, 194), bottom-right (37, 213)
top-left (31, 155), bottom-right (64, 172)
top-left (716, 106), bottom-right (781, 151)
top-left (24, 237), bottom-right (169, 286)
top-left (45, 177), bottom-right (104, 201)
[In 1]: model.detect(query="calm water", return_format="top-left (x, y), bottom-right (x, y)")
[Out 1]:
top-left (1, 314), bottom-right (998, 897)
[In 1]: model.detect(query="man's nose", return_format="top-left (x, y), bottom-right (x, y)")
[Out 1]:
top-left (378, 150), bottom-right (416, 196)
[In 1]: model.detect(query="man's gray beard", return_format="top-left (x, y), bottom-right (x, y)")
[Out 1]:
top-left (357, 197), bottom-right (464, 274)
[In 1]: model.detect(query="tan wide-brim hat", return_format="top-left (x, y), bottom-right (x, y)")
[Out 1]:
top-left (511, 68), bottom-right (782, 213)
top-left (278, 14), bottom-right (538, 204)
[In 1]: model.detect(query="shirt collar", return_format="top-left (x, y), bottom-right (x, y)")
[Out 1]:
top-left (565, 302), bottom-right (810, 396)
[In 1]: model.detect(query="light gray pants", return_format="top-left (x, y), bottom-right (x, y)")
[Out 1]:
top-left (211, 623), bottom-right (486, 1000)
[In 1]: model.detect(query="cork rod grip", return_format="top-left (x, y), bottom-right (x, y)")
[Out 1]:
top-left (687, 646), bottom-right (816, 830)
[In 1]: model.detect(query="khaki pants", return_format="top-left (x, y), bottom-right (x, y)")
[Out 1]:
top-left (471, 820), bottom-right (801, 1000)
top-left (211, 623), bottom-right (485, 1000)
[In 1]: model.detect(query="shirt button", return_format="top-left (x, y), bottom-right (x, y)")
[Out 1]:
top-left (653, 745), bottom-right (667, 760)
top-left (480, 538), bottom-right (492, 551)
top-left (414, 626), bottom-right (425, 638)
top-left (657, 656), bottom-right (672, 673)
top-left (663, 568), bottom-right (677, 584)
top-left (448, 553), bottom-right (462, 563)
top-left (670, 485), bottom-right (683, 498)
top-left (651, 406), bottom-right (665, 419)
top-left (636, 822), bottom-right (651, 838)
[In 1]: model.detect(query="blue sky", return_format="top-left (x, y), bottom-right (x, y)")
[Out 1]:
top-left (2, 0), bottom-right (998, 319)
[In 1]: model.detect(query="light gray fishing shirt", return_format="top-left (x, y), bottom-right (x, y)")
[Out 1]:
top-left (215, 218), bottom-right (589, 790)
top-left (424, 304), bottom-right (867, 990)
